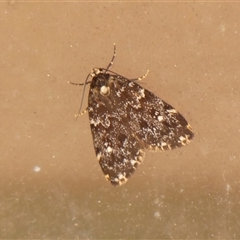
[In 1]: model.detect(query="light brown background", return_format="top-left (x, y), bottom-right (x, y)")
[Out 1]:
top-left (1, 2), bottom-right (239, 239)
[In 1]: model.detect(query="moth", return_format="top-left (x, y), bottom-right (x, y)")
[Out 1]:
top-left (70, 44), bottom-right (194, 186)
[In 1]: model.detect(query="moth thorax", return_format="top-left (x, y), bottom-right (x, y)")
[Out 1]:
top-left (100, 85), bottom-right (110, 96)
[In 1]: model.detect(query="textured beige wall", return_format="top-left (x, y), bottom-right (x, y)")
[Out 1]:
top-left (1, 2), bottom-right (239, 238)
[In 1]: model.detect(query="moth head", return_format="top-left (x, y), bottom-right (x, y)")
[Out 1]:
top-left (90, 67), bottom-right (102, 77)
top-left (91, 73), bottom-right (113, 97)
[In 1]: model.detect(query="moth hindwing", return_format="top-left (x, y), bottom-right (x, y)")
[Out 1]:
top-left (74, 44), bottom-right (194, 186)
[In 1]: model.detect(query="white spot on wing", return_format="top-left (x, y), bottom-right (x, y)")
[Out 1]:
top-left (161, 142), bottom-right (167, 146)
top-left (129, 82), bottom-right (135, 87)
top-left (107, 146), bottom-right (112, 153)
top-left (139, 88), bottom-right (145, 97)
top-left (158, 116), bottom-right (163, 122)
top-left (90, 118), bottom-right (100, 126)
top-left (117, 173), bottom-right (128, 185)
top-left (179, 136), bottom-right (186, 141)
top-left (97, 153), bottom-right (102, 161)
top-left (167, 109), bottom-right (177, 114)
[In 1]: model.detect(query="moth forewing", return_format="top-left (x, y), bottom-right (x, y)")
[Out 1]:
top-left (72, 45), bottom-right (194, 186)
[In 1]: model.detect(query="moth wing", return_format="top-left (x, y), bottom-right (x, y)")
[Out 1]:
top-left (88, 74), bottom-right (193, 185)
top-left (88, 75), bottom-right (148, 185)
top-left (132, 86), bottom-right (194, 151)
top-left (104, 76), bottom-right (194, 151)
top-left (88, 115), bottom-right (146, 186)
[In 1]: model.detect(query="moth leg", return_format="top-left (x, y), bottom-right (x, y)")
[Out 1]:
top-left (75, 107), bottom-right (88, 118)
top-left (68, 80), bottom-right (92, 86)
top-left (130, 70), bottom-right (149, 82)
top-left (68, 81), bottom-right (84, 86)
top-left (106, 43), bottom-right (117, 71)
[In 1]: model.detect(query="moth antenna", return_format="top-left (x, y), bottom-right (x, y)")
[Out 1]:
top-left (131, 69), bottom-right (150, 82)
top-left (105, 43), bottom-right (116, 71)
top-left (70, 43), bottom-right (117, 120)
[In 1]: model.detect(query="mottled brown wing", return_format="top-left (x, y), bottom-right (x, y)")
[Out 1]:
top-left (88, 72), bottom-right (193, 186)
